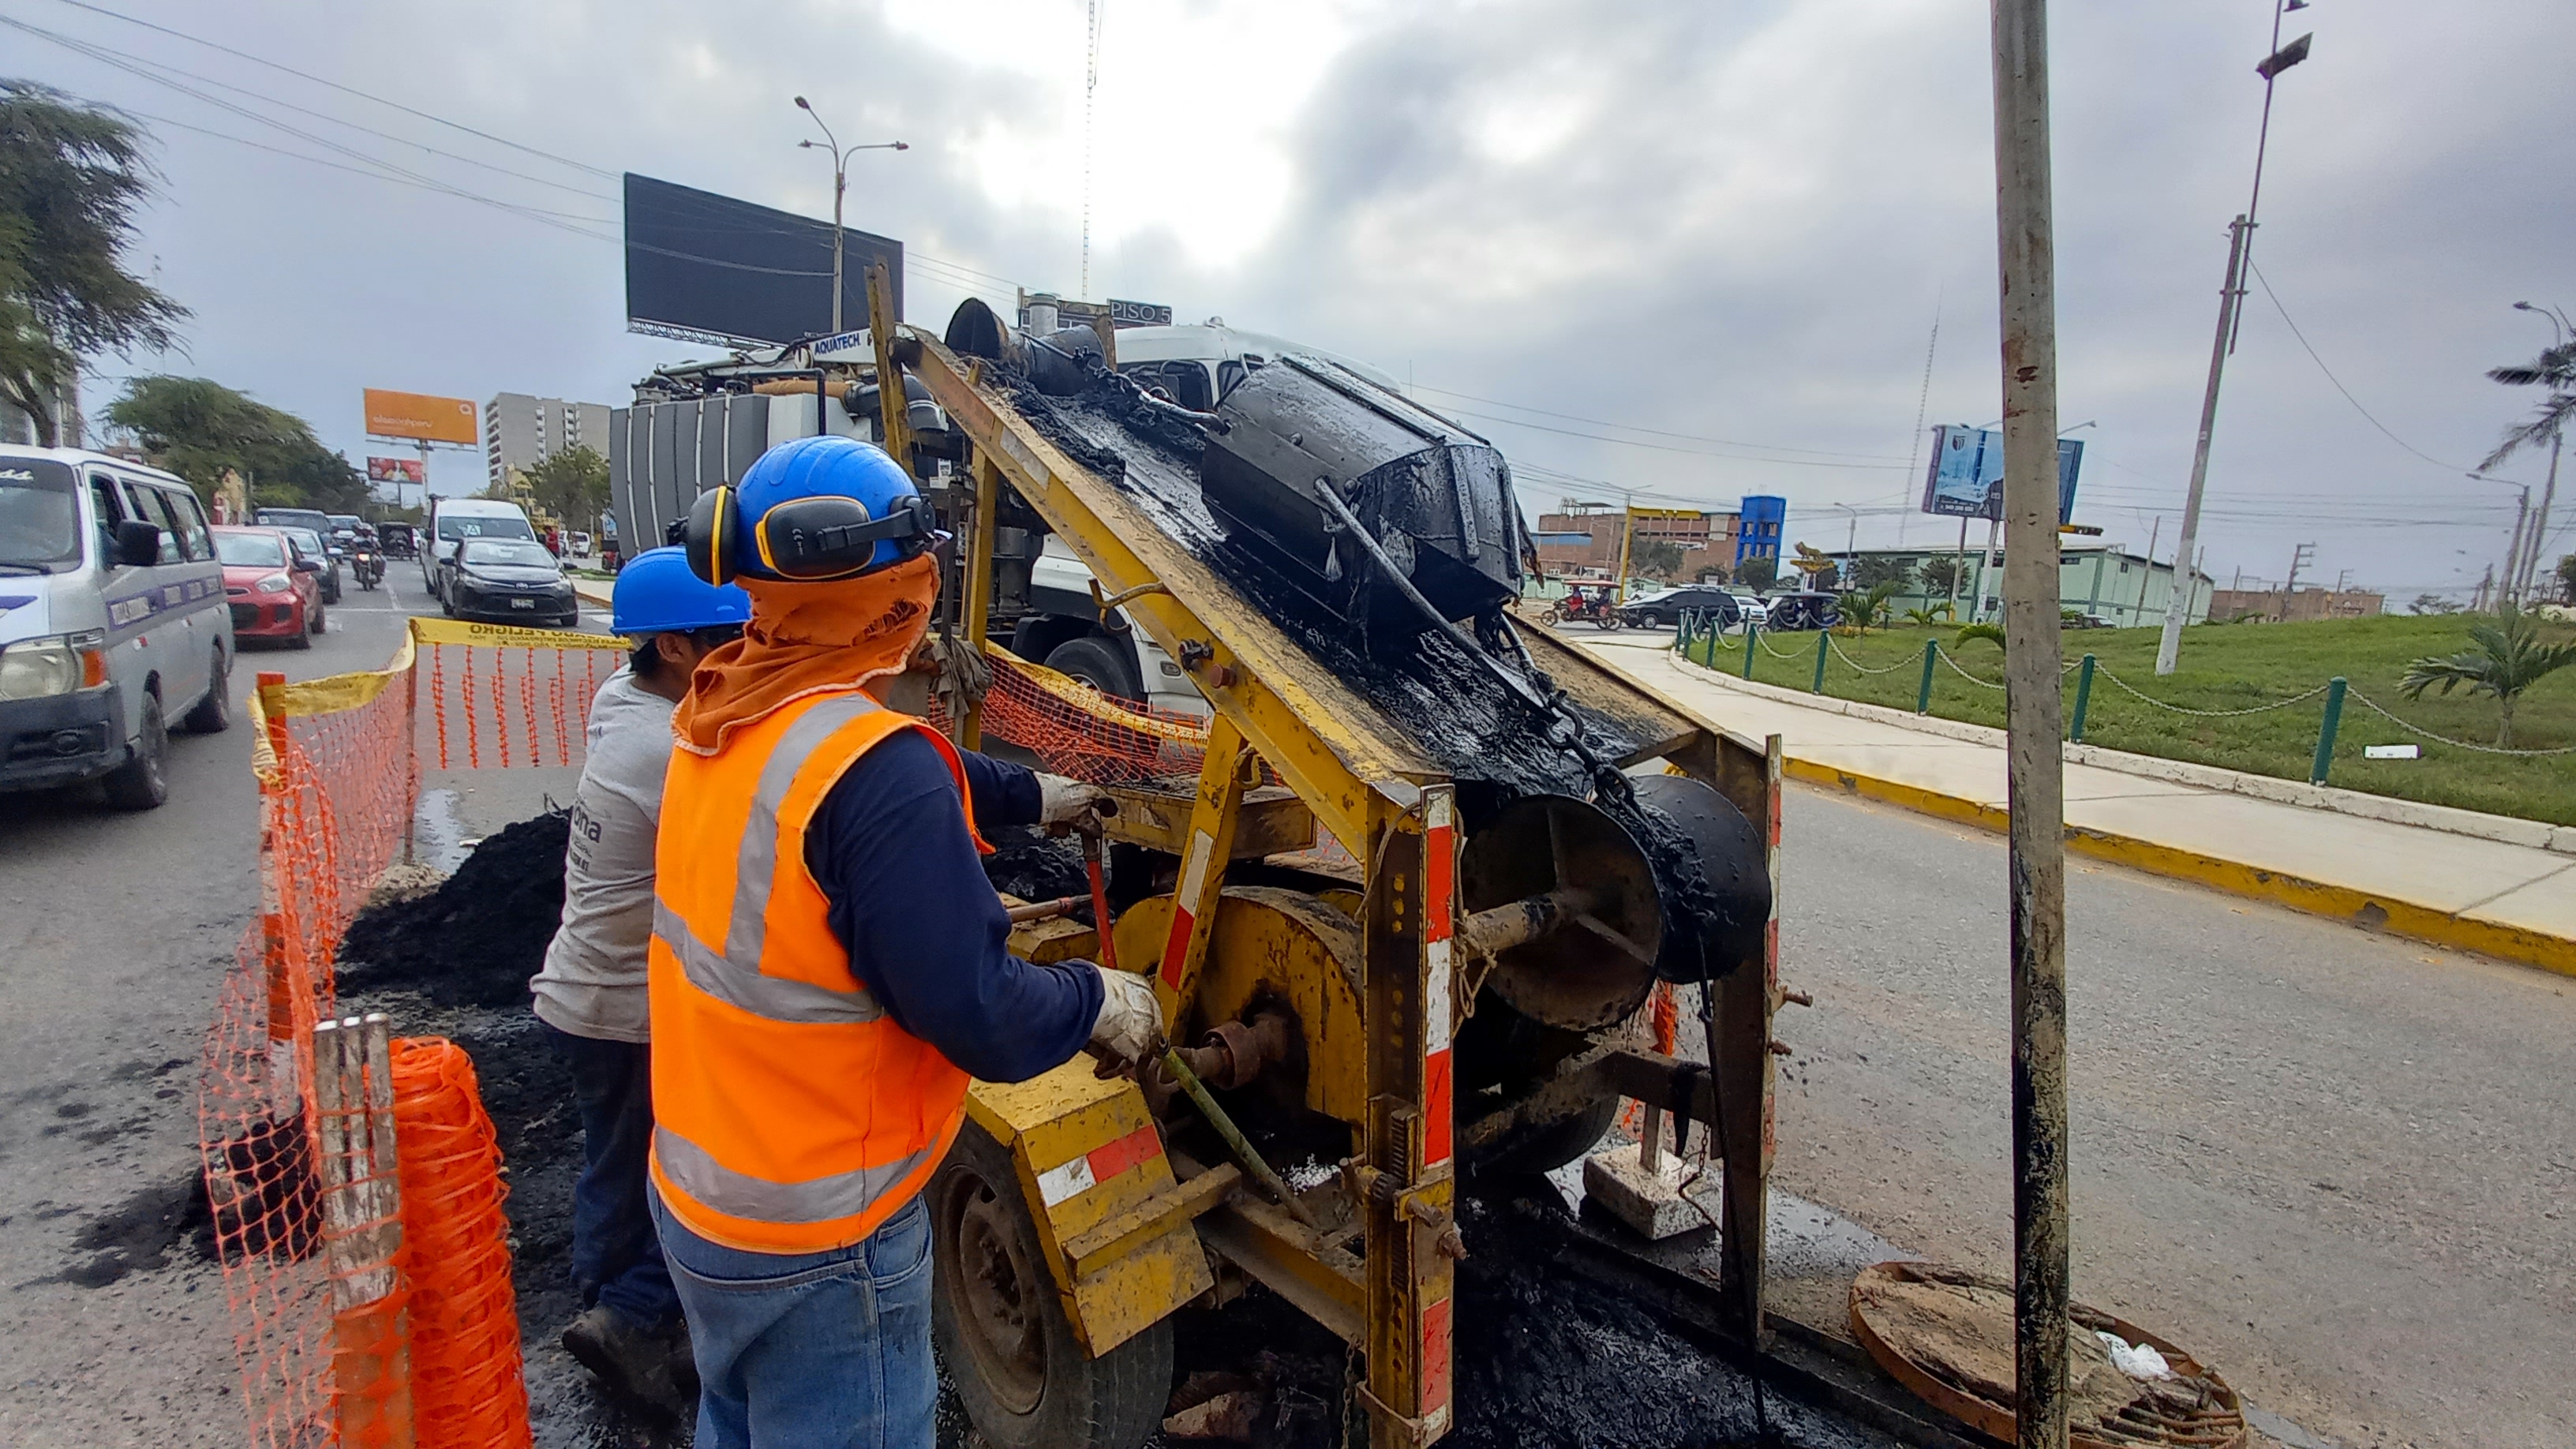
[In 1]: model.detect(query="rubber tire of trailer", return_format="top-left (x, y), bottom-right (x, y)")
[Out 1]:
top-left (1043, 635), bottom-right (1144, 703)
top-left (931, 1120), bottom-right (1171, 1449)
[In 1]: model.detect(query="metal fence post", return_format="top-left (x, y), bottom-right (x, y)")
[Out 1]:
top-left (1741, 619), bottom-right (1759, 680)
top-left (2069, 653), bottom-right (2095, 741)
top-left (2311, 676), bottom-right (2347, 785)
top-left (1811, 629), bottom-right (1829, 694)
top-left (1916, 638), bottom-right (1938, 713)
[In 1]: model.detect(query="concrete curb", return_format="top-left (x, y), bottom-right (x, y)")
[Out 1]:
top-left (1657, 646), bottom-right (2576, 856)
top-left (1573, 639), bottom-right (2576, 979)
top-left (572, 578), bottom-right (613, 610)
top-left (1781, 754), bottom-right (2576, 980)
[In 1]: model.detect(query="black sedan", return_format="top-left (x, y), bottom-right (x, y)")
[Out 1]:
top-left (443, 538), bottom-right (579, 627)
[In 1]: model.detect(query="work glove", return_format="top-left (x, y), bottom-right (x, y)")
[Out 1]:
top-left (1088, 964), bottom-right (1163, 1069)
top-left (1038, 773), bottom-right (1110, 828)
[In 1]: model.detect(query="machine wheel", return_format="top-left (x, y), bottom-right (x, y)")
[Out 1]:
top-left (1043, 635), bottom-right (1143, 703)
top-left (932, 1121), bottom-right (1172, 1449)
top-left (181, 646), bottom-right (231, 734)
top-left (101, 693), bottom-right (169, 811)
top-left (1471, 1091), bottom-right (1621, 1176)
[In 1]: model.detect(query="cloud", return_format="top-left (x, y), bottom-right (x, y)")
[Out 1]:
top-left (23, 0), bottom-right (2573, 594)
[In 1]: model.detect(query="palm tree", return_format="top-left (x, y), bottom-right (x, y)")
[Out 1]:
top-left (1903, 602), bottom-right (1956, 627)
top-left (1953, 621), bottom-right (2007, 653)
top-left (2398, 605), bottom-right (2576, 747)
top-left (2482, 327), bottom-right (2575, 605)
top-left (1837, 582), bottom-right (1899, 634)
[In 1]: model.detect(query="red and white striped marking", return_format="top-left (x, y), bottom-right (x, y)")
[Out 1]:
top-left (1034, 1123), bottom-right (1166, 1208)
top-left (1159, 828), bottom-right (1219, 990)
top-left (1421, 789), bottom-right (1456, 1170)
top-left (1420, 1293), bottom-right (1455, 1423)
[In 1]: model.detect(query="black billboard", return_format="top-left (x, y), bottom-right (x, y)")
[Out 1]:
top-left (622, 173), bottom-right (902, 349)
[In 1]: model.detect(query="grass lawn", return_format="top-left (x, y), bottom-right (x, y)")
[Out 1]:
top-left (1683, 612), bottom-right (2576, 826)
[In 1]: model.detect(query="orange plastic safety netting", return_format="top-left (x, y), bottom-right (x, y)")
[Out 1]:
top-left (201, 619), bottom-right (622, 1448)
top-left (964, 643), bottom-right (1214, 786)
top-left (390, 1037), bottom-right (530, 1449)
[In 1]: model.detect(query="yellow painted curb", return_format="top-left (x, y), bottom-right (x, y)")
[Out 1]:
top-left (1785, 757), bottom-right (2576, 980)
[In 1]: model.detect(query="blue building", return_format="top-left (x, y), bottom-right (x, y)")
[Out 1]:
top-left (1735, 495), bottom-right (1785, 567)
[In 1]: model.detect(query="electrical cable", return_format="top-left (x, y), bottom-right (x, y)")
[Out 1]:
top-left (2245, 258), bottom-right (2476, 474)
top-left (1412, 384), bottom-right (1910, 462)
top-left (121, 109), bottom-right (616, 229)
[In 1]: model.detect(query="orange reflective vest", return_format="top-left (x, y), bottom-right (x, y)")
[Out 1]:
top-left (647, 687), bottom-right (986, 1254)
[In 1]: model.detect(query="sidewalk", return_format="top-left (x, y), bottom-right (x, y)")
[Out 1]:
top-left (1576, 635), bottom-right (2576, 977)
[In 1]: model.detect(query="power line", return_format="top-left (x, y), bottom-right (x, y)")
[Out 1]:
top-left (46, 0), bottom-right (618, 179)
top-left (1410, 383), bottom-right (1909, 462)
top-left (1436, 405), bottom-right (1910, 471)
top-left (125, 109), bottom-right (613, 228)
top-left (2245, 258), bottom-right (2475, 474)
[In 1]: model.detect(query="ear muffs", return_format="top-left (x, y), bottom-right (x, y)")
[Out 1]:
top-left (748, 492), bottom-right (937, 581)
top-left (685, 485), bottom-right (736, 586)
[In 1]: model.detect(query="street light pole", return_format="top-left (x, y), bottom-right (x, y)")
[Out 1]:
top-left (795, 96), bottom-right (908, 336)
top-left (2157, 0), bottom-right (2315, 675)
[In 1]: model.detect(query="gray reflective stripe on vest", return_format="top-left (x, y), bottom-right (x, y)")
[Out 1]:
top-left (654, 692), bottom-right (892, 1025)
top-left (657, 1123), bottom-right (940, 1226)
top-left (653, 900), bottom-right (882, 1023)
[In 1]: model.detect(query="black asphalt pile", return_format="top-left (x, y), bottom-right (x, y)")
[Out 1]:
top-left (983, 823), bottom-right (1091, 908)
top-left (338, 811), bottom-right (571, 1007)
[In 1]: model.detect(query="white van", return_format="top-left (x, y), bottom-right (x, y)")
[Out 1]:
top-left (423, 496), bottom-right (537, 603)
top-left (0, 447), bottom-right (234, 809)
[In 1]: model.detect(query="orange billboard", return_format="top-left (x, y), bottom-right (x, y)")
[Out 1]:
top-left (363, 389), bottom-right (478, 445)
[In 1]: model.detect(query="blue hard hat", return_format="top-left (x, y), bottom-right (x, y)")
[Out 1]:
top-left (612, 545), bottom-right (751, 635)
top-left (732, 435), bottom-right (929, 579)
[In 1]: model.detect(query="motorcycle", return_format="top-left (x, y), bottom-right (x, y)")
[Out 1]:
top-left (353, 548), bottom-right (384, 593)
top-left (1539, 585), bottom-right (1623, 630)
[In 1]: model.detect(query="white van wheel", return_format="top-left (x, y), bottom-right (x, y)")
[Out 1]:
top-left (101, 694), bottom-right (170, 811)
top-left (180, 646), bottom-right (232, 733)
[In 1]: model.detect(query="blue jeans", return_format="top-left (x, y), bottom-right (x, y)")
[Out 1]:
top-left (650, 1186), bottom-right (937, 1449)
top-left (541, 1024), bottom-right (680, 1331)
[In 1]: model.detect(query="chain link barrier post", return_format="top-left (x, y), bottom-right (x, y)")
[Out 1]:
top-left (2069, 653), bottom-right (2095, 741)
top-left (2311, 676), bottom-right (2348, 785)
top-left (1915, 638), bottom-right (1939, 713)
top-left (1741, 618), bottom-right (1759, 680)
top-left (1812, 630), bottom-right (1829, 694)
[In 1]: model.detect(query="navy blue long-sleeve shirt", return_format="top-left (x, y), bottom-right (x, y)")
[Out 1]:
top-left (800, 728), bottom-right (1103, 1083)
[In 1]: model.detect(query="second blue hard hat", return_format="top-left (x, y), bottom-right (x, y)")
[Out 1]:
top-left (611, 545), bottom-right (751, 635)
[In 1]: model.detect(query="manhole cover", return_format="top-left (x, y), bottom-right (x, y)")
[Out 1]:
top-left (1848, 1261), bottom-right (2248, 1449)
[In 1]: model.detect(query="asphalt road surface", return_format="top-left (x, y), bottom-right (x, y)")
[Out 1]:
top-left (2, 600), bottom-right (2563, 1447)
top-left (0, 571), bottom-right (605, 1447)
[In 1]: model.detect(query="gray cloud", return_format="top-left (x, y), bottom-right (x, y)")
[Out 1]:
top-left (21, 0), bottom-right (2572, 597)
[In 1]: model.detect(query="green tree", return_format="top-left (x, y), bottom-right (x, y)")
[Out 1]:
top-left (522, 445), bottom-right (610, 525)
top-left (1918, 553), bottom-right (1966, 597)
top-left (1628, 537), bottom-right (1686, 582)
top-left (1836, 582), bottom-right (1899, 633)
top-left (104, 375), bottom-right (368, 512)
top-left (1903, 602), bottom-right (1955, 627)
top-left (1849, 555), bottom-right (1916, 591)
top-left (2407, 593), bottom-right (2463, 616)
top-left (2398, 604), bottom-right (2576, 747)
top-left (1734, 554), bottom-right (1777, 591)
top-left (2483, 334), bottom-right (2574, 601)
top-left (0, 83), bottom-right (187, 445)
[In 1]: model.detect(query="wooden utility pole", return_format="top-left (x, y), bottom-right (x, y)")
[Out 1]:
top-left (1987, 2), bottom-right (2070, 1447)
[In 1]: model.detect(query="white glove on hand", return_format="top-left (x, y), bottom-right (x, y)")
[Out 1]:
top-left (1039, 773), bottom-right (1110, 828)
top-left (1088, 965), bottom-right (1163, 1067)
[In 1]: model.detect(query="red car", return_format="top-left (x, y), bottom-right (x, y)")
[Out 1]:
top-left (212, 526), bottom-right (325, 648)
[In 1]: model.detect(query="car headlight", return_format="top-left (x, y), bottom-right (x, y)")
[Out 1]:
top-left (256, 573), bottom-right (294, 593)
top-left (0, 631), bottom-right (108, 700)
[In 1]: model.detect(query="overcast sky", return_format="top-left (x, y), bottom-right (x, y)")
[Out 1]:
top-left (17, 0), bottom-right (2573, 599)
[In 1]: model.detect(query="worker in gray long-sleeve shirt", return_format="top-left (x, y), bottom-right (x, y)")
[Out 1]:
top-left (530, 548), bottom-right (748, 1414)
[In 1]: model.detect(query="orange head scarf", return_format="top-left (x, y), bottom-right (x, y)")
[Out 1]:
top-left (673, 552), bottom-right (941, 755)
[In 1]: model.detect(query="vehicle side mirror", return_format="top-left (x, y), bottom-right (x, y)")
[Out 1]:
top-left (114, 519), bottom-right (161, 567)
top-left (294, 558), bottom-right (320, 574)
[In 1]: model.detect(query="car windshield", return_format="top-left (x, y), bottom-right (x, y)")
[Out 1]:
top-left (279, 527), bottom-right (327, 556)
top-left (460, 539), bottom-right (557, 569)
top-left (0, 459), bottom-right (81, 572)
top-left (439, 514), bottom-right (534, 542)
top-left (213, 531), bottom-right (287, 568)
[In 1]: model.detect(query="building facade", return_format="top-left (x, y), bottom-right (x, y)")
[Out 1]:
top-left (1736, 495), bottom-right (1785, 568)
top-left (1822, 543), bottom-right (2214, 627)
top-left (1532, 500), bottom-right (1777, 582)
top-left (485, 392), bottom-right (613, 491)
top-left (2206, 586), bottom-right (2384, 622)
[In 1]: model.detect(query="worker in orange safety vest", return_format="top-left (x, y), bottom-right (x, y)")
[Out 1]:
top-left (650, 434), bottom-right (1162, 1447)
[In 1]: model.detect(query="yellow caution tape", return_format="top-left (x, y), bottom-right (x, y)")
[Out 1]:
top-left (408, 616), bottom-right (630, 651)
